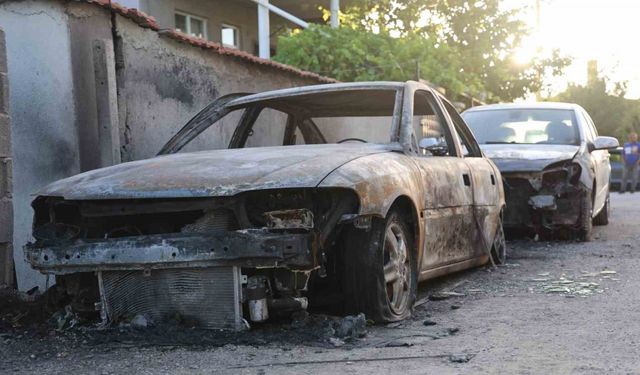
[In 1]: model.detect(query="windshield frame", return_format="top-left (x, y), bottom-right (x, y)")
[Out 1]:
top-left (158, 85), bottom-right (405, 155)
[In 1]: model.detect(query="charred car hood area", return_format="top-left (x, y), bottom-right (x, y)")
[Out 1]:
top-left (37, 144), bottom-right (394, 200)
top-left (26, 143), bottom-right (392, 330)
top-left (481, 144), bottom-right (579, 173)
top-left (481, 144), bottom-right (586, 235)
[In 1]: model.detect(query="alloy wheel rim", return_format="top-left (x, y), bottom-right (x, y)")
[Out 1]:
top-left (383, 223), bottom-right (411, 314)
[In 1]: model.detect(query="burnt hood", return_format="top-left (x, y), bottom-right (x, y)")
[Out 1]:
top-left (481, 144), bottom-right (580, 173)
top-left (37, 144), bottom-right (393, 200)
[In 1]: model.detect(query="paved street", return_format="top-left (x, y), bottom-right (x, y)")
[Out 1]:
top-left (2, 193), bottom-right (640, 374)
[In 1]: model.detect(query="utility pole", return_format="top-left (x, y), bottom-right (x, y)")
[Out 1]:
top-left (535, 0), bottom-right (542, 100)
top-left (257, 0), bottom-right (271, 59)
top-left (330, 0), bottom-right (340, 28)
top-left (536, 0), bottom-right (541, 32)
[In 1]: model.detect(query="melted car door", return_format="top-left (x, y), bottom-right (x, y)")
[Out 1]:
top-left (410, 91), bottom-right (477, 272)
top-left (442, 100), bottom-right (502, 258)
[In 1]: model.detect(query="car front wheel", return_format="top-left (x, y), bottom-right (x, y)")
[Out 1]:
top-left (577, 191), bottom-right (593, 241)
top-left (343, 208), bottom-right (417, 323)
top-left (593, 193), bottom-right (610, 226)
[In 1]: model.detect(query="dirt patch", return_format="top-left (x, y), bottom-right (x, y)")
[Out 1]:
top-left (0, 287), bottom-right (51, 336)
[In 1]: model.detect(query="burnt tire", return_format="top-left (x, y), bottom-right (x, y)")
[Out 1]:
top-left (577, 191), bottom-right (593, 242)
top-left (490, 212), bottom-right (507, 264)
top-left (342, 209), bottom-right (417, 323)
top-left (593, 193), bottom-right (610, 226)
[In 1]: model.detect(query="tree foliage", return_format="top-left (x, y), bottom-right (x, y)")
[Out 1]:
top-left (274, 25), bottom-right (470, 94)
top-left (554, 77), bottom-right (640, 141)
top-left (273, 0), bottom-right (571, 102)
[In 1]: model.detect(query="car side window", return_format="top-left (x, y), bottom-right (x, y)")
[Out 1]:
top-left (442, 100), bottom-right (483, 157)
top-left (413, 90), bottom-right (455, 157)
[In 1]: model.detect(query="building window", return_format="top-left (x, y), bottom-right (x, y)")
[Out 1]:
top-left (221, 24), bottom-right (240, 49)
top-left (175, 11), bottom-right (208, 40)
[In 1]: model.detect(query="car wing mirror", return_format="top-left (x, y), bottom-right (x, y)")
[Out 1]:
top-left (591, 136), bottom-right (619, 152)
top-left (419, 137), bottom-right (448, 156)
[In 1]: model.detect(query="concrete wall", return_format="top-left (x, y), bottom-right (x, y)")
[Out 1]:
top-left (68, 3), bottom-right (120, 172)
top-left (0, 1), bottom-right (80, 290)
top-left (0, 27), bottom-right (14, 287)
top-left (114, 13), bottom-right (324, 161)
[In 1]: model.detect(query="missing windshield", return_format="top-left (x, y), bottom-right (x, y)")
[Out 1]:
top-left (160, 87), bottom-right (403, 154)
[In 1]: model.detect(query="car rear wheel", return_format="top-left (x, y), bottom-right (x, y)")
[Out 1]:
top-left (343, 208), bottom-right (417, 323)
top-left (577, 191), bottom-right (593, 242)
top-left (490, 211), bottom-right (507, 264)
top-left (593, 193), bottom-right (610, 226)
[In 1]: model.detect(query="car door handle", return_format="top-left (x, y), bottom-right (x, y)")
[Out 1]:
top-left (463, 173), bottom-right (471, 186)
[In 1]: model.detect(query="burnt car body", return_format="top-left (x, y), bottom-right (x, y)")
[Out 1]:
top-left (462, 103), bottom-right (619, 241)
top-left (25, 81), bottom-right (505, 329)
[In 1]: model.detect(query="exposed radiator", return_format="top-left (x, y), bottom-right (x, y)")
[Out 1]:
top-left (99, 267), bottom-right (243, 330)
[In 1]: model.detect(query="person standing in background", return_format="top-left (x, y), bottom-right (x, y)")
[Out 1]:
top-left (621, 132), bottom-right (640, 193)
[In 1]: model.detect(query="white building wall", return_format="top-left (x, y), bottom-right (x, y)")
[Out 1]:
top-left (0, 1), bottom-right (80, 290)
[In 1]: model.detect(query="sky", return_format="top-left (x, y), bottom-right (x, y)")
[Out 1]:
top-left (505, 0), bottom-right (640, 99)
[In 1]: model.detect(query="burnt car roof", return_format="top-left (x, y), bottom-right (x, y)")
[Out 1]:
top-left (227, 81), bottom-right (406, 108)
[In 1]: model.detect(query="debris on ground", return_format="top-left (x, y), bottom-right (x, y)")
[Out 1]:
top-left (50, 305), bottom-right (79, 331)
top-left (447, 327), bottom-right (460, 335)
top-left (328, 337), bottom-right (345, 347)
top-left (130, 314), bottom-right (151, 329)
top-left (528, 269), bottom-right (618, 297)
top-left (0, 288), bottom-right (51, 334)
top-left (335, 313), bottom-right (367, 339)
top-left (384, 341), bottom-right (413, 347)
top-left (428, 292), bottom-right (466, 301)
top-left (449, 353), bottom-right (475, 363)
top-left (423, 319), bottom-right (437, 326)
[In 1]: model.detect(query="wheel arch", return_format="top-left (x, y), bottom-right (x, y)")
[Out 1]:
top-left (386, 195), bottom-right (422, 267)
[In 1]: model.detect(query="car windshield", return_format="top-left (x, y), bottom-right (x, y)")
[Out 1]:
top-left (462, 108), bottom-right (580, 145)
top-left (160, 87), bottom-right (402, 154)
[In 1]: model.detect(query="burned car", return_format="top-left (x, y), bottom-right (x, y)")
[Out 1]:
top-left (462, 103), bottom-right (619, 241)
top-left (25, 81), bottom-right (505, 330)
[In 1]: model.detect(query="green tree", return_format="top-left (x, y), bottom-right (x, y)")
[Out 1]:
top-left (274, 0), bottom-right (570, 102)
top-left (554, 77), bottom-right (640, 140)
top-left (274, 25), bottom-right (471, 93)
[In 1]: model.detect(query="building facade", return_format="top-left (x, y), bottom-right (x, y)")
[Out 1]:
top-left (118, 0), bottom-right (344, 58)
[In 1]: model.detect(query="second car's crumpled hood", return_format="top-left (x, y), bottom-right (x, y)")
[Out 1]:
top-left (38, 144), bottom-right (393, 200)
top-left (481, 144), bottom-right (580, 173)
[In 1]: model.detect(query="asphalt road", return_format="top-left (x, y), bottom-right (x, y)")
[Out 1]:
top-left (2, 192), bottom-right (640, 374)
